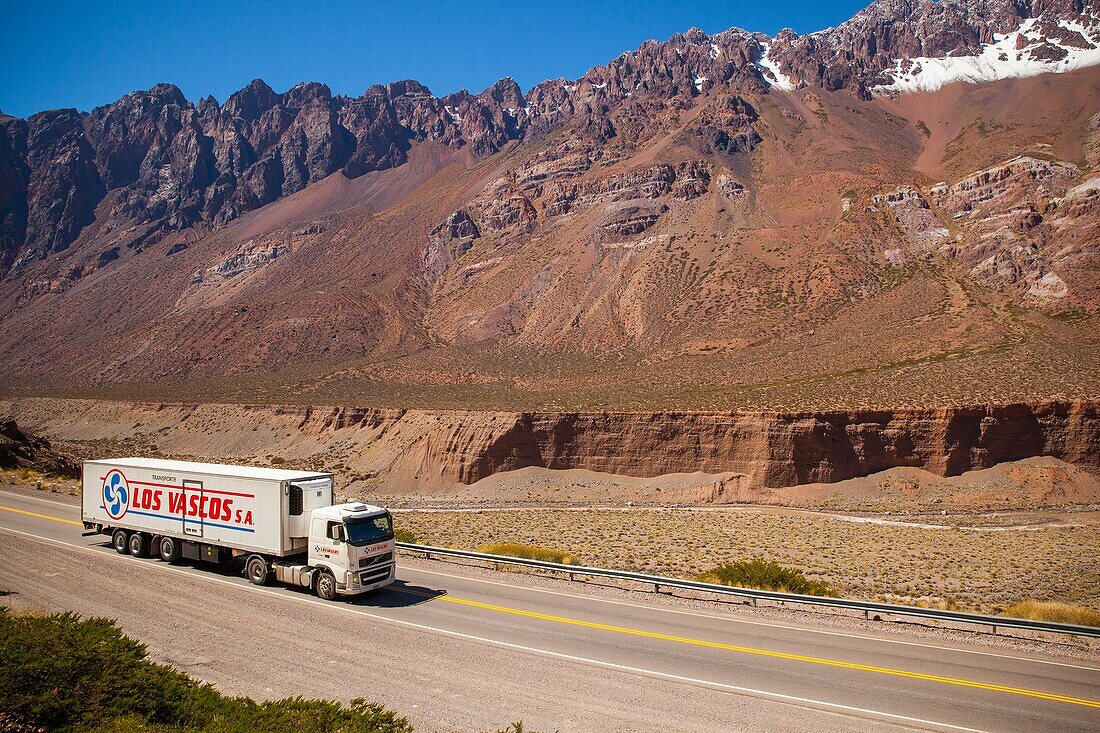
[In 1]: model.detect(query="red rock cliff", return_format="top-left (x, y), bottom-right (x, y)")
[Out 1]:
top-left (431, 401), bottom-right (1100, 488)
top-left (4, 398), bottom-right (1094, 493)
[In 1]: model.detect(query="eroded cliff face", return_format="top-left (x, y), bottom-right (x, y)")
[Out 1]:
top-left (439, 402), bottom-right (1100, 487)
top-left (2, 398), bottom-right (1096, 496)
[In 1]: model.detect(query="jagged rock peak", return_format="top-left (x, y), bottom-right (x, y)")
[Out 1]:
top-left (222, 78), bottom-right (280, 119)
top-left (387, 79), bottom-right (434, 97)
top-left (482, 77), bottom-right (526, 107)
top-left (283, 81), bottom-right (333, 106)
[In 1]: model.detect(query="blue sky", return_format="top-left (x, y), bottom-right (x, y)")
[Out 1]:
top-left (2, 1), bottom-right (869, 118)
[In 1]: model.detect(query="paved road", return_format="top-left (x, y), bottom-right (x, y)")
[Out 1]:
top-left (1, 490), bottom-right (1097, 733)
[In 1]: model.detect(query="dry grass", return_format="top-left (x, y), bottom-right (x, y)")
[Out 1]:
top-left (396, 508), bottom-right (1100, 613)
top-left (1, 468), bottom-right (80, 496)
top-left (477, 543), bottom-right (581, 565)
top-left (22, 300), bottom-right (1100, 413)
top-left (1003, 600), bottom-right (1100, 627)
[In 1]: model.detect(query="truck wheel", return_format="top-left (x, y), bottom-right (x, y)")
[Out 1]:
top-left (128, 532), bottom-right (149, 558)
top-left (159, 536), bottom-right (181, 563)
top-left (246, 555), bottom-right (270, 585)
top-left (316, 571), bottom-right (338, 601)
top-left (112, 529), bottom-right (130, 554)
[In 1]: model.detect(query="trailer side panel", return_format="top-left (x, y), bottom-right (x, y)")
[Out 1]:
top-left (82, 460), bottom-right (288, 555)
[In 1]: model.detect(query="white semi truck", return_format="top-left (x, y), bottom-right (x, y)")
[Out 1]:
top-left (81, 457), bottom-right (395, 600)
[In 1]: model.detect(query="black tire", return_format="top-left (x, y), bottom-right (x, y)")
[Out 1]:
top-left (246, 555), bottom-right (270, 585)
top-left (128, 532), bottom-right (148, 558)
top-left (315, 570), bottom-right (338, 601)
top-left (112, 529), bottom-right (130, 554)
top-left (158, 536), bottom-right (181, 563)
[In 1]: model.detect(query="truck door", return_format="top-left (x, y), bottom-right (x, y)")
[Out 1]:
top-left (182, 480), bottom-right (203, 537)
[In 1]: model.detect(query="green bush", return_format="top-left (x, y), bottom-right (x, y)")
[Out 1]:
top-left (0, 608), bottom-right (412, 733)
top-left (696, 558), bottom-right (836, 597)
top-left (393, 528), bottom-right (420, 544)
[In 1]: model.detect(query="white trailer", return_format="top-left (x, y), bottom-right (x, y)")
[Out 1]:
top-left (81, 457), bottom-right (395, 599)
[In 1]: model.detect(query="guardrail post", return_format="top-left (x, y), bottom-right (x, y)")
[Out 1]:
top-left (568, 572), bottom-right (575, 582)
top-left (654, 583), bottom-right (661, 593)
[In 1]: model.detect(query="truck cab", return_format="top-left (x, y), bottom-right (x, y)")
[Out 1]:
top-left (301, 502), bottom-right (395, 598)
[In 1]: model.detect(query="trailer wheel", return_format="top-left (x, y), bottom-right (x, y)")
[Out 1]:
top-left (316, 570), bottom-right (338, 601)
top-left (245, 555), bottom-right (270, 586)
top-left (158, 536), bottom-right (181, 563)
top-left (128, 532), bottom-right (149, 558)
top-left (112, 529), bottom-right (130, 554)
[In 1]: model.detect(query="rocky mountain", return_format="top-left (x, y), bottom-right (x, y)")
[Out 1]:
top-left (2, 0), bottom-right (1096, 275)
top-left (772, 0), bottom-right (1100, 96)
top-left (0, 0), bottom-right (1097, 412)
top-left (0, 77), bottom-right (533, 273)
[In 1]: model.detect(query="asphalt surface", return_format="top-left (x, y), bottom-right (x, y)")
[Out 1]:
top-left (1, 490), bottom-right (1097, 733)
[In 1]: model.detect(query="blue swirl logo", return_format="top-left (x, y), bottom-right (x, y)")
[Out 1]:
top-left (102, 470), bottom-right (130, 520)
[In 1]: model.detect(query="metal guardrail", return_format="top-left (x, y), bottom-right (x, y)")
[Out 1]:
top-left (396, 542), bottom-right (1100, 638)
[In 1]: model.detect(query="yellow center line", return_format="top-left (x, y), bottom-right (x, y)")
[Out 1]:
top-left (432, 595), bottom-right (1100, 709)
top-left (5, 503), bottom-right (1097, 709)
top-left (0, 504), bottom-right (83, 526)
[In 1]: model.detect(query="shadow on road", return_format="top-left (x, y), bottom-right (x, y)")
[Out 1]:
top-left (89, 542), bottom-right (447, 607)
top-left (351, 580), bottom-right (446, 608)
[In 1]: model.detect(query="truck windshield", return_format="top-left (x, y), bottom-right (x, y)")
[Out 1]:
top-left (345, 513), bottom-right (393, 546)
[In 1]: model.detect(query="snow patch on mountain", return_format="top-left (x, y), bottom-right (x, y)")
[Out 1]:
top-left (757, 43), bottom-right (796, 91)
top-left (875, 15), bottom-right (1100, 94)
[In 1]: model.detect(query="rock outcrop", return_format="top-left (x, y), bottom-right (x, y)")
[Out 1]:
top-left (0, 419), bottom-right (78, 477)
top-left (926, 156), bottom-right (1096, 305)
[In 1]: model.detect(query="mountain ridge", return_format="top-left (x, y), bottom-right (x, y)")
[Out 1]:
top-left (2, 0), bottom-right (1098, 274)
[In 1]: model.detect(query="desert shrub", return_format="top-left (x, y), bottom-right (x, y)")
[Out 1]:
top-left (0, 608), bottom-right (412, 733)
top-left (696, 558), bottom-right (836, 597)
top-left (910, 597), bottom-right (959, 611)
top-left (478, 543), bottom-right (580, 566)
top-left (1002, 600), bottom-right (1100, 627)
top-left (393, 528), bottom-right (420, 544)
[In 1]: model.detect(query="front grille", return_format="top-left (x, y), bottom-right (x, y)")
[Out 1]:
top-left (360, 551), bottom-right (392, 569)
top-left (360, 564), bottom-right (392, 584)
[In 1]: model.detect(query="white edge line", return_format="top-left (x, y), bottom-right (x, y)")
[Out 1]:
top-left (400, 560), bottom-right (1100, 673)
top-left (0, 525), bottom-right (991, 733)
top-left (0, 490), bottom-right (82, 510)
top-left (2, 490), bottom-right (1096, 674)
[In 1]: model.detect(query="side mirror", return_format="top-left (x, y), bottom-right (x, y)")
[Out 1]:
top-left (329, 525), bottom-right (344, 542)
